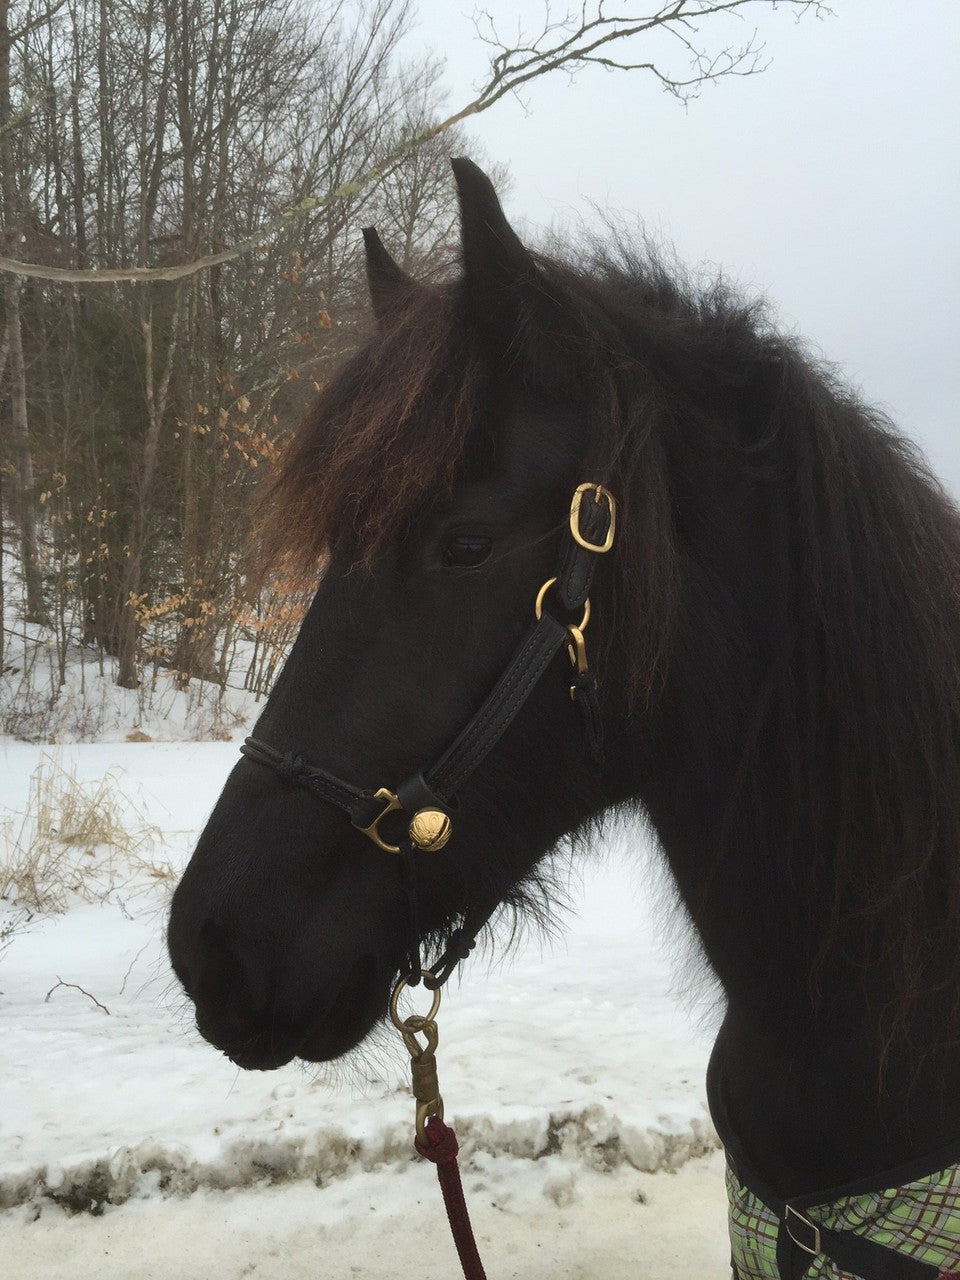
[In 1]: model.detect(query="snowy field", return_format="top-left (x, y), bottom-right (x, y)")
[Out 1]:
top-left (0, 736), bottom-right (729, 1277)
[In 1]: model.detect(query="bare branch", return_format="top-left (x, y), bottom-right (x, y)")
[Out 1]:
top-left (0, 101), bottom-right (482, 283)
top-left (0, 0), bottom-right (830, 286)
top-left (44, 977), bottom-right (112, 1014)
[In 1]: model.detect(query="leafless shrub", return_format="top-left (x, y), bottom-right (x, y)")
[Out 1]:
top-left (0, 904), bottom-right (32, 959)
top-left (0, 754), bottom-right (172, 912)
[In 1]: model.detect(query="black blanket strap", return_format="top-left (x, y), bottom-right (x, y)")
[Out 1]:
top-left (726, 1148), bottom-right (941, 1280)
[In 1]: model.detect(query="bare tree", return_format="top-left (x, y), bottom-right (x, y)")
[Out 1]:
top-left (1, 0), bottom-right (46, 622)
top-left (0, 0), bottom-right (830, 712)
top-left (0, 0), bottom-right (831, 288)
top-left (1, 0), bottom-right (473, 697)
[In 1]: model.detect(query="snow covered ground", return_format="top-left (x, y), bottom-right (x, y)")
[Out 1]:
top-left (0, 1152), bottom-right (730, 1279)
top-left (0, 738), bottom-right (729, 1276)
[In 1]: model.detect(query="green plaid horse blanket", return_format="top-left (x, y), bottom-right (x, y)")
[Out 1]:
top-left (726, 1155), bottom-right (960, 1279)
top-left (709, 1047), bottom-right (960, 1279)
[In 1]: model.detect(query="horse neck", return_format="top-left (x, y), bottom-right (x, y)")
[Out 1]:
top-left (608, 407), bottom-right (887, 1047)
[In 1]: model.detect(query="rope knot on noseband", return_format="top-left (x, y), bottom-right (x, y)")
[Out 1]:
top-left (275, 751), bottom-right (304, 785)
top-left (425, 928), bottom-right (477, 990)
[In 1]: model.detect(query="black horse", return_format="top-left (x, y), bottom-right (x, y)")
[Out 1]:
top-left (168, 160), bottom-right (960, 1278)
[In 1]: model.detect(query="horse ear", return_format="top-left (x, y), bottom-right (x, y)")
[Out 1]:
top-left (450, 157), bottom-right (540, 298)
top-left (450, 158), bottom-right (574, 380)
top-left (361, 227), bottom-right (422, 328)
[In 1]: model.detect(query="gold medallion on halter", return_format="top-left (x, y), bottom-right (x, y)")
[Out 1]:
top-left (409, 808), bottom-right (453, 851)
top-left (357, 788), bottom-right (452, 854)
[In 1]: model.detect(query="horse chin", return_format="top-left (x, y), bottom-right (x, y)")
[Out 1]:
top-left (298, 952), bottom-right (386, 1062)
top-left (294, 1018), bottom-right (375, 1065)
top-left (220, 1041), bottom-right (299, 1072)
top-left (207, 953), bottom-right (383, 1071)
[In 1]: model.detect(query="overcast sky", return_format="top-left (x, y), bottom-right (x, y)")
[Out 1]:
top-left (404, 1), bottom-right (960, 494)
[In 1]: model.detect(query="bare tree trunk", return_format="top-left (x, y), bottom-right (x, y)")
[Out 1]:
top-left (1, 0), bottom-right (45, 622)
top-left (3, 286), bottom-right (46, 620)
top-left (113, 3), bottom-right (178, 687)
top-left (68, 0), bottom-right (88, 265)
top-left (116, 283), bottom-right (184, 687)
top-left (0, 317), bottom-right (7, 665)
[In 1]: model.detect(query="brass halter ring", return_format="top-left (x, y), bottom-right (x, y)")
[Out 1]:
top-left (534, 577), bottom-right (591, 631)
top-left (389, 970), bottom-right (442, 1031)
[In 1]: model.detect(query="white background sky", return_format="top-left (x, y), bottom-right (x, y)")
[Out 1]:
top-left (404, 1), bottom-right (960, 493)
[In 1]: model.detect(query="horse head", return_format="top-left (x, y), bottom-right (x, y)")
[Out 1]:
top-left (167, 160), bottom-right (639, 1070)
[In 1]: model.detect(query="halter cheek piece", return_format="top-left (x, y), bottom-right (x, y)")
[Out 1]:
top-left (241, 482), bottom-right (617, 987)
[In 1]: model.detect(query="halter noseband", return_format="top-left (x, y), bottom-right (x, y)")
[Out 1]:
top-left (240, 482), bottom-right (616, 985)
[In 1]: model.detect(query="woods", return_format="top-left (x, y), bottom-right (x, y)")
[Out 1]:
top-left (0, 0), bottom-right (470, 713)
top-left (0, 0), bottom-right (828, 731)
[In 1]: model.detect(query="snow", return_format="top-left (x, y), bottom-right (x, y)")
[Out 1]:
top-left (0, 1154), bottom-right (731, 1279)
top-left (1, 594), bottom-right (263, 744)
top-left (0, 738), bottom-right (729, 1275)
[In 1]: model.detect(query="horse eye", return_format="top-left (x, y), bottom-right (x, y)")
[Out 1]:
top-left (442, 533), bottom-right (493, 568)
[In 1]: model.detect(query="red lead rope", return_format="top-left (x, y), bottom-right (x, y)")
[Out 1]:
top-left (390, 973), bottom-right (489, 1280)
top-left (415, 1115), bottom-right (488, 1280)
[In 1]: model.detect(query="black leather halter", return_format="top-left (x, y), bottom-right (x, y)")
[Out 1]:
top-left (241, 483), bottom-right (616, 987)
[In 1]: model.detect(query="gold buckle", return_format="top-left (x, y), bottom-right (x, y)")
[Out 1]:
top-left (569, 483), bottom-right (616, 554)
top-left (355, 787), bottom-right (404, 853)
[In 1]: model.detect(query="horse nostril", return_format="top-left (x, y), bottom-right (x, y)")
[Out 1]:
top-left (184, 918), bottom-right (307, 1068)
top-left (196, 919), bottom-right (271, 1022)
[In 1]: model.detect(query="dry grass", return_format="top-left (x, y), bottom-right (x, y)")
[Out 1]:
top-left (0, 754), bottom-right (173, 913)
top-left (0, 905), bottom-right (31, 958)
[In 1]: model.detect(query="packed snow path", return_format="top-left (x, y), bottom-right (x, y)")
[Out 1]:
top-left (0, 1151), bottom-right (730, 1278)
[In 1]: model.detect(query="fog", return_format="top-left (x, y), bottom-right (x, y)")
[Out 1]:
top-left (408, 1), bottom-right (960, 492)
